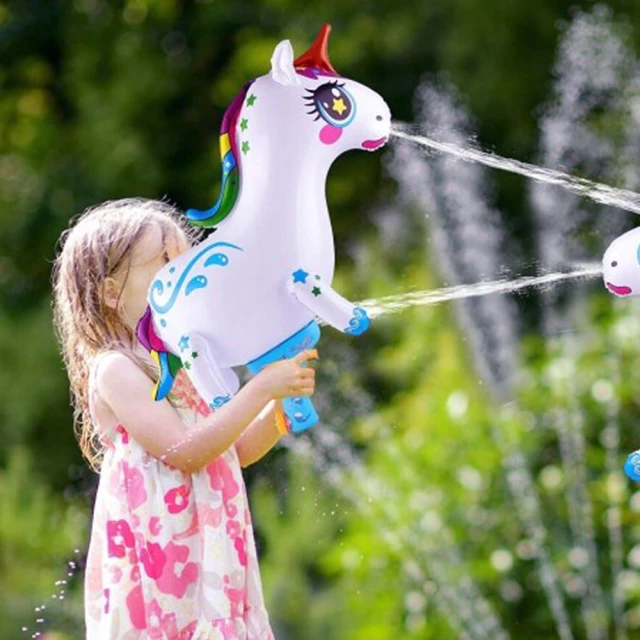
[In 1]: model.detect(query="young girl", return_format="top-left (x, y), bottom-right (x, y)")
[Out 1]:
top-left (52, 198), bottom-right (317, 639)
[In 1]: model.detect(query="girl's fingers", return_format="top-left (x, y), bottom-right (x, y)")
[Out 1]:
top-left (291, 383), bottom-right (315, 396)
top-left (292, 349), bottom-right (319, 366)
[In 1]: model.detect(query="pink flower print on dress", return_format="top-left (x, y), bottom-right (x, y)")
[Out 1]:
top-left (149, 516), bottom-right (162, 536)
top-left (115, 424), bottom-right (129, 444)
top-left (226, 520), bottom-right (241, 538)
top-left (147, 599), bottom-right (179, 640)
top-left (106, 520), bottom-right (135, 558)
top-left (140, 541), bottom-right (167, 579)
top-left (234, 536), bottom-right (248, 567)
top-left (223, 574), bottom-right (246, 617)
top-left (213, 619), bottom-right (238, 639)
top-left (174, 502), bottom-right (223, 540)
top-left (172, 369), bottom-right (212, 417)
top-left (205, 457), bottom-right (240, 518)
top-left (122, 461), bottom-right (147, 510)
top-left (175, 620), bottom-right (198, 640)
top-left (108, 461), bottom-right (147, 509)
top-left (103, 588), bottom-right (110, 615)
top-left (225, 520), bottom-right (248, 566)
top-left (109, 566), bottom-right (123, 584)
top-left (155, 540), bottom-right (198, 598)
top-left (164, 484), bottom-right (191, 514)
top-left (125, 584), bottom-right (146, 630)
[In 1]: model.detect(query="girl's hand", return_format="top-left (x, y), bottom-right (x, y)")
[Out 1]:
top-left (257, 349), bottom-right (318, 399)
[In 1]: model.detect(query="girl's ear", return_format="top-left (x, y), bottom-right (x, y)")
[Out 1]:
top-left (101, 277), bottom-right (121, 311)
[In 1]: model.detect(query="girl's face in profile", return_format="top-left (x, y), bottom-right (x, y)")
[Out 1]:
top-left (108, 223), bottom-right (187, 331)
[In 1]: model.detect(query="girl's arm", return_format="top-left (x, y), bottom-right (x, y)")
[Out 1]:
top-left (96, 350), bottom-right (315, 474)
top-left (235, 399), bottom-right (285, 468)
top-left (96, 353), bottom-right (271, 474)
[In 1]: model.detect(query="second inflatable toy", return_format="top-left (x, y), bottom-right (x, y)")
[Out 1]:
top-left (602, 227), bottom-right (640, 478)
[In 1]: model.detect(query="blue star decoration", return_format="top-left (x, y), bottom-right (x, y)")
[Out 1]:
top-left (292, 269), bottom-right (309, 284)
top-left (178, 335), bottom-right (190, 352)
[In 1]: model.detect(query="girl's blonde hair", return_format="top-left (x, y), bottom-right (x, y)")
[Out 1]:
top-left (52, 198), bottom-right (199, 471)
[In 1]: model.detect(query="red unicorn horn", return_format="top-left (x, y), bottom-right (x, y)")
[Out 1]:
top-left (293, 23), bottom-right (338, 75)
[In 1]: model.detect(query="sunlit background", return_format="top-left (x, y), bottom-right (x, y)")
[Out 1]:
top-left (3, 1), bottom-right (640, 638)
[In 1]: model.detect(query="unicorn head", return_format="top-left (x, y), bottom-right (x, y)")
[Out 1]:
top-left (187, 23), bottom-right (391, 228)
top-left (602, 227), bottom-right (640, 296)
top-left (267, 24), bottom-right (391, 155)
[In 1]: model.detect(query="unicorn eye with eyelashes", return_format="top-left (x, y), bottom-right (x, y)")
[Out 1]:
top-left (304, 81), bottom-right (356, 128)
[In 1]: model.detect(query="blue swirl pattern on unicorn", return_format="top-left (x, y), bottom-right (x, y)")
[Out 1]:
top-left (136, 24), bottom-right (391, 432)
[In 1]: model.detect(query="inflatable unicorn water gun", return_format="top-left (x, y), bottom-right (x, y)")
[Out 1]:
top-left (136, 24), bottom-right (391, 432)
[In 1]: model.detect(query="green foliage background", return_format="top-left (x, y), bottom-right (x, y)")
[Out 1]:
top-left (2, 0), bottom-right (640, 638)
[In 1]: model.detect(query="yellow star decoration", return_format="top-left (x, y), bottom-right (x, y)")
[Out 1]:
top-left (332, 97), bottom-right (347, 115)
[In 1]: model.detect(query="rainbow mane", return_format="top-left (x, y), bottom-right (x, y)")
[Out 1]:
top-left (186, 81), bottom-right (254, 228)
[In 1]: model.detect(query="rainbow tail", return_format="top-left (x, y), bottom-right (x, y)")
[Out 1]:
top-left (136, 306), bottom-right (183, 400)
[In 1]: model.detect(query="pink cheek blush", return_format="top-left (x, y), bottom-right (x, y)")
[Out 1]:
top-left (319, 124), bottom-right (342, 145)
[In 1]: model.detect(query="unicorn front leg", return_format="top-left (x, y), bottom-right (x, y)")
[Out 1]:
top-left (287, 269), bottom-right (371, 335)
top-left (183, 333), bottom-right (240, 411)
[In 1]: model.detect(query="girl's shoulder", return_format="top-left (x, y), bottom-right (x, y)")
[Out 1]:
top-left (88, 350), bottom-right (130, 441)
top-left (90, 349), bottom-right (126, 371)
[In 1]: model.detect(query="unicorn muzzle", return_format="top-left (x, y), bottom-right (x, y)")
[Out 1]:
top-left (362, 136), bottom-right (388, 151)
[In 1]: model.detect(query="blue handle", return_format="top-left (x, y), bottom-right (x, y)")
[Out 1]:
top-left (283, 396), bottom-right (319, 432)
top-left (246, 321), bottom-right (321, 433)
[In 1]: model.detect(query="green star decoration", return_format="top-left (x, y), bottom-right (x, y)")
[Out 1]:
top-left (191, 351), bottom-right (198, 359)
top-left (312, 286), bottom-right (322, 297)
top-left (184, 361), bottom-right (192, 370)
top-left (242, 140), bottom-right (250, 154)
top-left (246, 94), bottom-right (257, 107)
top-left (240, 118), bottom-right (248, 132)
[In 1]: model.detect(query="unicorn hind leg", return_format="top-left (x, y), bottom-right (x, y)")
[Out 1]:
top-left (185, 333), bottom-right (240, 410)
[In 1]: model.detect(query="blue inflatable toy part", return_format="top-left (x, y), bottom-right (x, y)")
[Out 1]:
top-left (247, 320), bottom-right (321, 433)
top-left (624, 450), bottom-right (640, 481)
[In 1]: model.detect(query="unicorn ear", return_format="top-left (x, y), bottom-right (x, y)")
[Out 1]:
top-left (270, 40), bottom-right (302, 87)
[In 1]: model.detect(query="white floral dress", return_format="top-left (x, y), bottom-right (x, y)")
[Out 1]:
top-left (84, 353), bottom-right (274, 639)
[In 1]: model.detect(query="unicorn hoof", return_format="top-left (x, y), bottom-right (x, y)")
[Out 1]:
top-left (344, 306), bottom-right (370, 336)
top-left (624, 450), bottom-right (640, 481)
